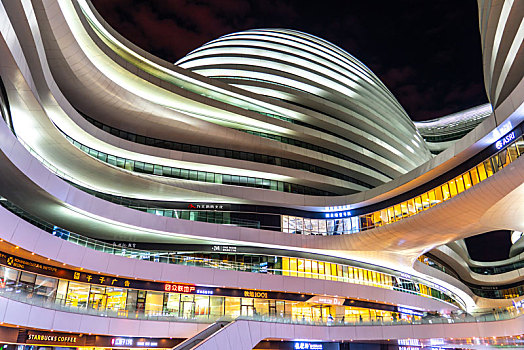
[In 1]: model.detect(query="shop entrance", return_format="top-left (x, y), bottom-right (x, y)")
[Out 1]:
top-left (241, 298), bottom-right (255, 316)
top-left (180, 294), bottom-right (195, 318)
top-left (268, 300), bottom-right (285, 316)
top-left (180, 301), bottom-right (194, 318)
top-left (89, 292), bottom-right (107, 310)
top-left (311, 305), bottom-right (331, 321)
top-left (241, 304), bottom-right (254, 316)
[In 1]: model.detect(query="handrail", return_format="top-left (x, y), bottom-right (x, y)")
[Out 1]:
top-left (0, 198), bottom-right (463, 308)
top-left (0, 288), bottom-right (520, 326)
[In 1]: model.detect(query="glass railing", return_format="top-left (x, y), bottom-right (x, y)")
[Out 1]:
top-left (80, 112), bottom-right (377, 188)
top-left (282, 129), bottom-right (524, 235)
top-left (65, 134), bottom-right (338, 196)
top-left (0, 287), bottom-right (520, 326)
top-left (420, 255), bottom-right (524, 299)
top-left (0, 198), bottom-right (463, 308)
top-left (470, 261), bottom-right (524, 275)
top-left (63, 182), bottom-right (266, 229)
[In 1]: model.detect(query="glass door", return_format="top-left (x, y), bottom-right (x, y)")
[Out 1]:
top-left (241, 298), bottom-right (254, 316)
top-left (180, 294), bottom-right (195, 318)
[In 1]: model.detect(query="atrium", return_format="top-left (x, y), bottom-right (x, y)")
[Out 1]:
top-left (0, 0), bottom-right (522, 349)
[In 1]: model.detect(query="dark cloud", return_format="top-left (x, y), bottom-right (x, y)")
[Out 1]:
top-left (91, 0), bottom-right (488, 121)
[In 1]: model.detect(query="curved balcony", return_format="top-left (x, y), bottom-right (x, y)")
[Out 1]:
top-left (0, 287), bottom-right (520, 327)
top-left (0, 197), bottom-right (463, 308)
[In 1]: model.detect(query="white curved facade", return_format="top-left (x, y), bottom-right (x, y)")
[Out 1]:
top-left (177, 28), bottom-right (431, 181)
top-left (0, 0), bottom-right (522, 348)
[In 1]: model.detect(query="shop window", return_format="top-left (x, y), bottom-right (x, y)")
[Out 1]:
top-left (380, 209), bottom-right (389, 223)
top-left (65, 281), bottom-right (89, 308)
top-left (318, 262), bottom-right (325, 280)
top-left (351, 216), bottom-right (360, 233)
top-left (305, 260), bottom-right (312, 278)
top-left (106, 287), bottom-right (127, 311)
top-left (254, 299), bottom-right (269, 316)
top-left (477, 163), bottom-right (487, 181)
top-left (303, 219), bottom-right (312, 235)
top-left (324, 262), bottom-right (332, 280)
top-left (326, 219), bottom-right (335, 235)
top-left (427, 190), bottom-right (437, 206)
top-left (385, 207), bottom-right (394, 222)
top-left (295, 218), bottom-right (304, 234)
top-left (281, 216), bottom-right (288, 233)
top-left (145, 291), bottom-right (164, 316)
top-left (434, 187), bottom-right (443, 204)
top-left (347, 267), bottom-right (354, 281)
top-left (17, 271), bottom-right (36, 294)
top-left (282, 257), bottom-right (290, 276)
top-left (34, 275), bottom-right (58, 301)
top-left (56, 279), bottom-right (68, 303)
top-left (87, 285), bottom-right (105, 310)
top-left (337, 264), bottom-right (344, 278)
top-left (441, 183), bottom-right (450, 200)
top-left (225, 297), bottom-right (240, 318)
top-left (342, 265), bottom-right (349, 279)
top-left (311, 219), bottom-right (319, 235)
top-left (448, 180), bottom-right (457, 197)
top-left (116, 157), bottom-right (126, 169)
top-left (463, 172), bottom-right (472, 189)
top-left (400, 202), bottom-right (409, 217)
top-left (469, 168), bottom-right (480, 184)
top-left (311, 260), bottom-right (318, 278)
top-left (297, 259), bottom-right (305, 278)
top-left (515, 137), bottom-right (524, 155)
top-left (455, 176), bottom-right (465, 193)
top-left (209, 296), bottom-right (224, 317)
top-left (195, 295), bottom-right (210, 316)
top-left (483, 160), bottom-right (494, 177)
top-left (394, 204), bottom-right (402, 219)
top-left (289, 258), bottom-right (298, 277)
top-left (143, 163), bottom-right (153, 174)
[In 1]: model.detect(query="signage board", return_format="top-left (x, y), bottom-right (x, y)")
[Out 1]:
top-left (307, 295), bottom-right (344, 306)
top-left (495, 131), bottom-right (516, 150)
top-left (397, 307), bottom-right (424, 317)
top-left (294, 342), bottom-right (323, 349)
top-left (26, 331), bottom-right (84, 346)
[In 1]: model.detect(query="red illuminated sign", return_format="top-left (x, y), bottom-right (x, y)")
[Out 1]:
top-left (164, 283), bottom-right (196, 293)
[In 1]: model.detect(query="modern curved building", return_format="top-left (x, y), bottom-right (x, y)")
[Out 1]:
top-left (0, 0), bottom-right (522, 349)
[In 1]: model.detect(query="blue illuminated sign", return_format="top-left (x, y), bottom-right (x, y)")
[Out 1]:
top-left (325, 211), bottom-right (351, 218)
top-left (495, 131), bottom-right (515, 149)
top-left (196, 289), bottom-right (213, 295)
top-left (397, 307), bottom-right (424, 317)
top-left (294, 343), bottom-right (323, 350)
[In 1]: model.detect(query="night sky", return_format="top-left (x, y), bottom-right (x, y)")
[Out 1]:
top-left (91, 0), bottom-right (488, 122)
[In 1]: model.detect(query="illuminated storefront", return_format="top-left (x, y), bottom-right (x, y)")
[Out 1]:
top-left (165, 251), bottom-right (458, 306)
top-left (0, 326), bottom-right (182, 349)
top-left (0, 252), bottom-right (421, 323)
top-left (282, 126), bottom-right (524, 235)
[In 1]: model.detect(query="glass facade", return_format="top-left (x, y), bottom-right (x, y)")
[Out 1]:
top-left (65, 135), bottom-right (336, 196)
top-left (173, 253), bottom-right (459, 306)
top-left (0, 265), bottom-right (411, 323)
top-left (282, 133), bottom-right (524, 235)
top-left (81, 113), bottom-right (376, 188)
top-left (420, 255), bottom-right (524, 299)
